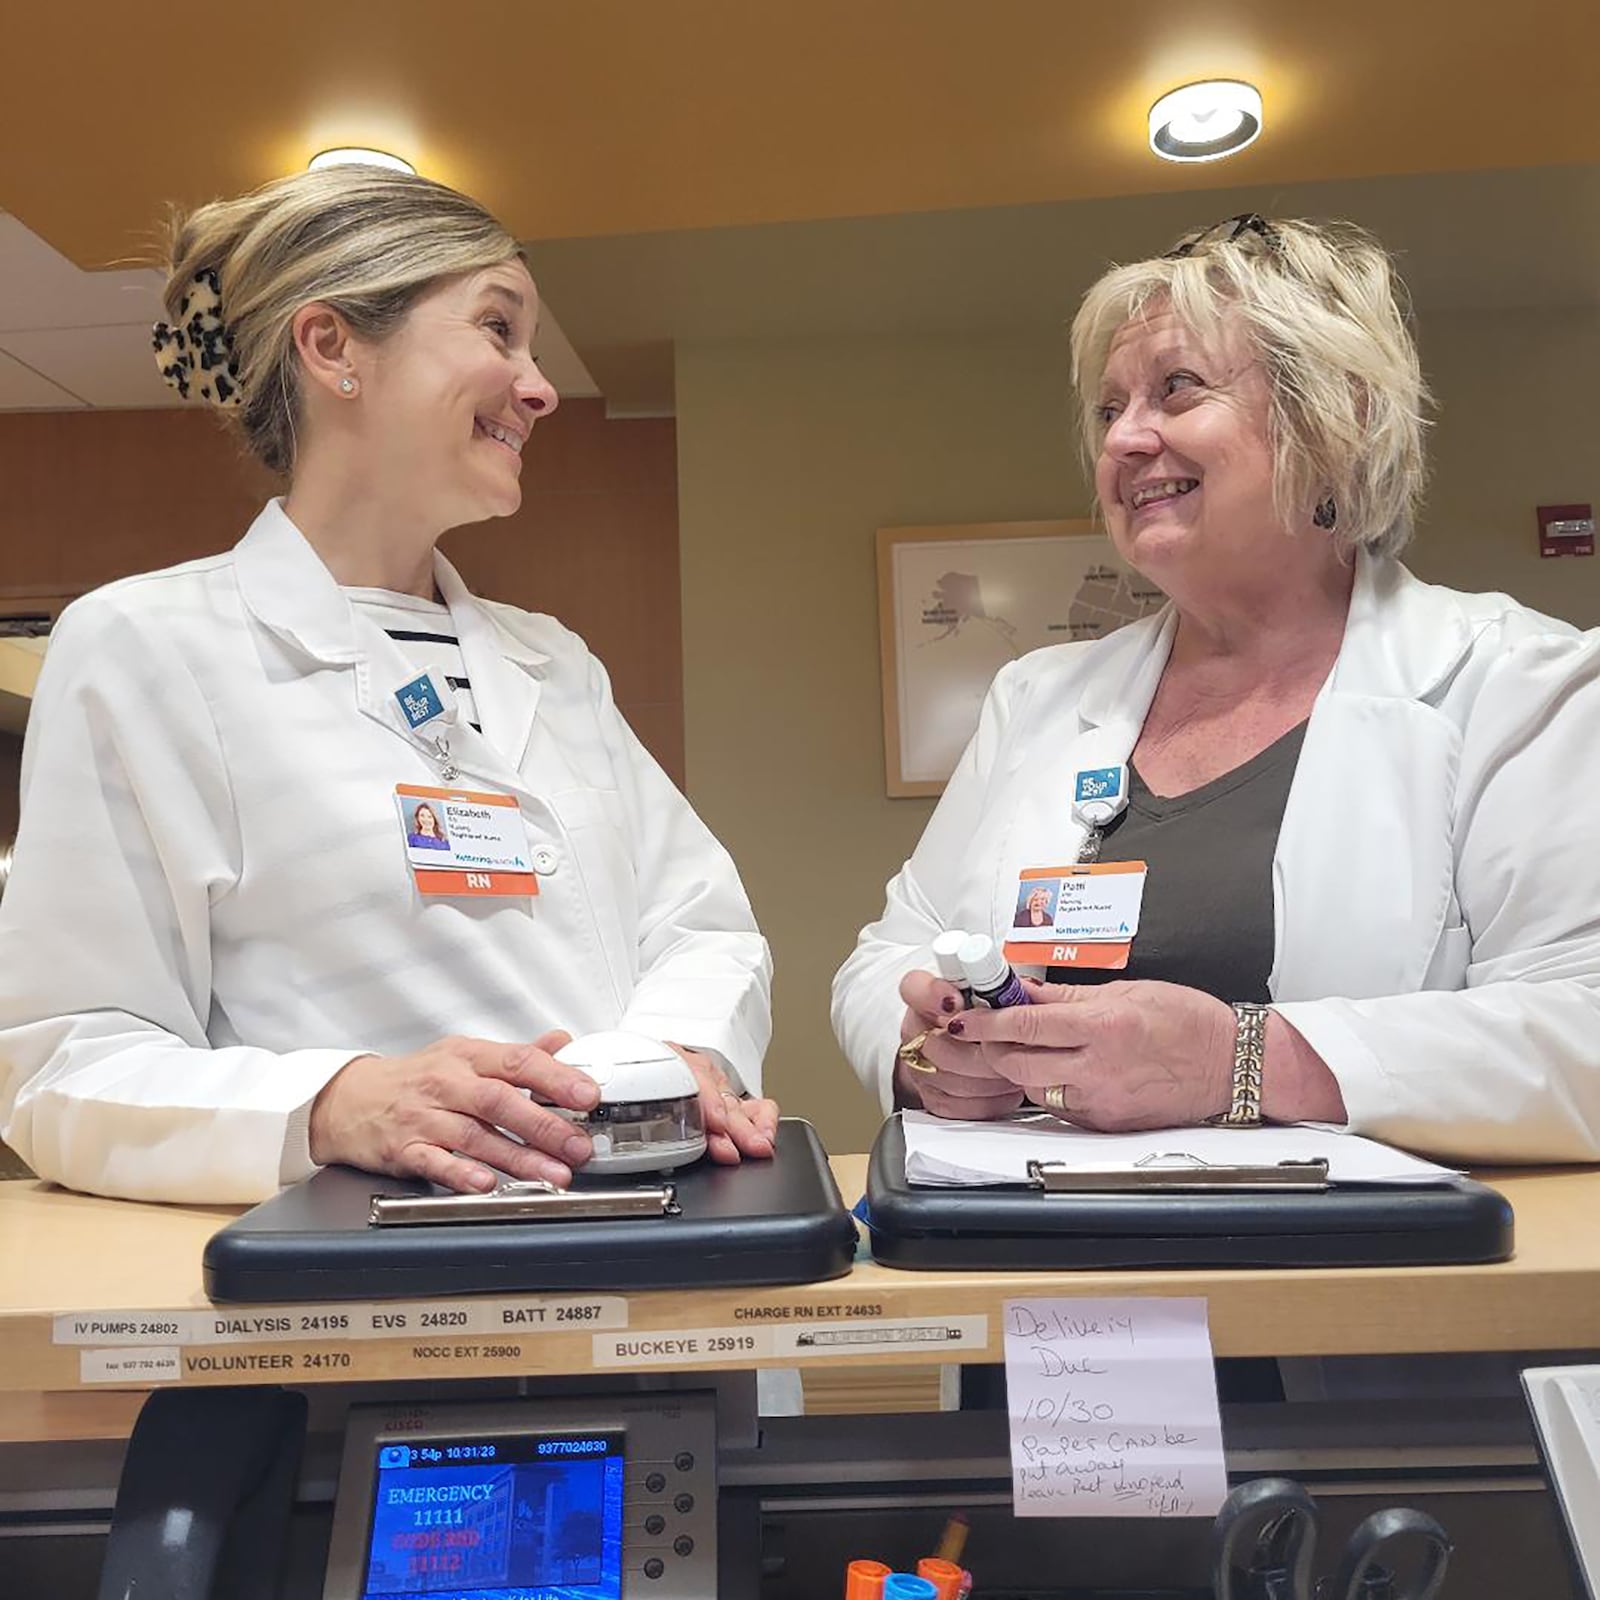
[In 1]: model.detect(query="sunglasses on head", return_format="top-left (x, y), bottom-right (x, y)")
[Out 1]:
top-left (1164, 212), bottom-right (1278, 259)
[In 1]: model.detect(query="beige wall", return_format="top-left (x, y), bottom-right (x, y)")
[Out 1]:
top-left (677, 335), bottom-right (1086, 1151)
top-left (1410, 308), bottom-right (1600, 625)
top-left (677, 309), bottom-right (1600, 1154)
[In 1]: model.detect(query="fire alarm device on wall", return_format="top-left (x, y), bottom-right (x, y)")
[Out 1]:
top-left (1537, 504), bottom-right (1595, 558)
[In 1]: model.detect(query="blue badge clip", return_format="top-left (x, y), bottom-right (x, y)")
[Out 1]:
top-left (394, 672), bottom-right (450, 732)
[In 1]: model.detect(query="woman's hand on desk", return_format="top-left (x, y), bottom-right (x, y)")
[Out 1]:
top-left (307, 1034), bottom-right (601, 1193)
top-left (668, 1044), bottom-right (780, 1165)
top-left (894, 970), bottom-right (1026, 1121)
top-left (950, 980), bottom-right (1349, 1130)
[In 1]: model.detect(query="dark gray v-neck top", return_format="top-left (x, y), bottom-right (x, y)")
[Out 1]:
top-left (1047, 723), bottom-right (1308, 1003)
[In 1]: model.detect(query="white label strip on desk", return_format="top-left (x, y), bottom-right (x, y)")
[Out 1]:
top-left (771, 1314), bottom-right (989, 1358)
top-left (54, 1296), bottom-right (627, 1347)
top-left (593, 1325), bottom-right (777, 1367)
top-left (593, 1315), bottom-right (990, 1369)
top-left (81, 1346), bottom-right (182, 1385)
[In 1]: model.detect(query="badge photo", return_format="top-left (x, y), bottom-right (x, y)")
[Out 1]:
top-left (394, 783), bottom-right (538, 897)
top-left (1003, 860), bottom-right (1148, 969)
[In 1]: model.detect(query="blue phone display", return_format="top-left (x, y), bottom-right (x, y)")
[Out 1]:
top-left (362, 1430), bottom-right (625, 1599)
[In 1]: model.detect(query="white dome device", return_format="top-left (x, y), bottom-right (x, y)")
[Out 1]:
top-left (553, 1031), bottom-right (707, 1174)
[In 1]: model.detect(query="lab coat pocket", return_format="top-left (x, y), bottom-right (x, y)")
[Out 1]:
top-left (1421, 918), bottom-right (1472, 991)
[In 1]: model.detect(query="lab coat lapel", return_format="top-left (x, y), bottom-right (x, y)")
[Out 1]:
top-left (233, 500), bottom-right (543, 769)
top-left (434, 554), bottom-right (548, 776)
top-left (233, 500), bottom-right (364, 669)
top-left (234, 501), bottom-right (417, 747)
top-left (1061, 607), bottom-right (1177, 838)
top-left (1001, 609), bottom-right (1177, 888)
top-left (1272, 554), bottom-right (1474, 1002)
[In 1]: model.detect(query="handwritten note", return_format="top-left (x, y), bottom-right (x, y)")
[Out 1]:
top-left (1571, 1374), bottom-right (1600, 1428)
top-left (1003, 1297), bottom-right (1228, 1519)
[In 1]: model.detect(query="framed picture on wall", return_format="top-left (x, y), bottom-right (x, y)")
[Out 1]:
top-left (876, 520), bottom-right (1164, 798)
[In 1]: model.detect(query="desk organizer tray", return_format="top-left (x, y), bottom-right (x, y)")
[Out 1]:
top-left (204, 1118), bottom-right (856, 1302)
top-left (863, 1115), bottom-right (1514, 1271)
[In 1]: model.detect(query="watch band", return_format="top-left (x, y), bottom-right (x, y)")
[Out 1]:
top-left (1207, 1001), bottom-right (1269, 1126)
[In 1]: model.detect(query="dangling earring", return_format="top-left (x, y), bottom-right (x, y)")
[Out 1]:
top-left (1313, 494), bottom-right (1337, 530)
top-left (339, 376), bottom-right (357, 396)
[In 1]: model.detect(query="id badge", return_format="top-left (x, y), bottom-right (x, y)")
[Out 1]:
top-left (1002, 860), bottom-right (1147, 969)
top-left (395, 783), bottom-right (537, 897)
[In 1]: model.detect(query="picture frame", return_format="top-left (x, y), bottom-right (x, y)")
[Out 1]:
top-left (876, 519), bottom-right (1162, 798)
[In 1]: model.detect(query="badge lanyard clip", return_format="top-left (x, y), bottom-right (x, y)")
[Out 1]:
top-left (393, 671), bottom-right (460, 782)
top-left (1072, 764), bottom-right (1129, 862)
top-left (430, 733), bottom-right (459, 784)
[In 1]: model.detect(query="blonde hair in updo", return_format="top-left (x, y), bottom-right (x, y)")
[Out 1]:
top-left (159, 166), bottom-right (522, 475)
top-left (1070, 218), bottom-right (1430, 558)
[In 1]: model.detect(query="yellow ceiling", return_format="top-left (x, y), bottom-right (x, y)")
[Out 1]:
top-left (6, 0), bottom-right (1598, 268)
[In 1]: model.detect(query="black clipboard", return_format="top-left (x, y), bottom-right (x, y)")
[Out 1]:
top-left (863, 1114), bottom-right (1514, 1271)
top-left (203, 1118), bottom-right (857, 1303)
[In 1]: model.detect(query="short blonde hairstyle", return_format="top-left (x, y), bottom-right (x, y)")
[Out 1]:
top-left (1070, 217), bottom-right (1430, 558)
top-left (159, 167), bottom-right (522, 474)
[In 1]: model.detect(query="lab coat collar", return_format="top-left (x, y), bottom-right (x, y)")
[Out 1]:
top-left (233, 499), bottom-right (364, 666)
top-left (1073, 547), bottom-right (1472, 733)
top-left (1076, 607), bottom-right (1178, 734)
top-left (233, 499), bottom-right (551, 779)
top-left (1329, 549), bottom-right (1476, 702)
top-left (234, 499), bottom-right (551, 669)
top-left (433, 554), bottom-right (550, 771)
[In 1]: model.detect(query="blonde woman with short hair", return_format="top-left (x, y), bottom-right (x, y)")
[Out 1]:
top-left (0, 167), bottom-right (777, 1203)
top-left (833, 214), bottom-right (1600, 1163)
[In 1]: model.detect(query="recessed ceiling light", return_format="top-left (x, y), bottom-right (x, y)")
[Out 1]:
top-left (307, 147), bottom-right (416, 176)
top-left (1148, 81), bottom-right (1262, 163)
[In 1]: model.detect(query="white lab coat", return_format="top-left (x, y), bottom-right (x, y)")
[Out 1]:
top-left (0, 502), bottom-right (771, 1202)
top-left (832, 552), bottom-right (1600, 1162)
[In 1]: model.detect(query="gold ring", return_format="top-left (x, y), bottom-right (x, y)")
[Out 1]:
top-left (1040, 1083), bottom-right (1069, 1112)
top-left (897, 1029), bottom-right (938, 1074)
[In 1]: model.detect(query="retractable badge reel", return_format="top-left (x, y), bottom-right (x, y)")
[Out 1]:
top-left (393, 670), bottom-right (459, 780)
top-left (1072, 764), bottom-right (1128, 862)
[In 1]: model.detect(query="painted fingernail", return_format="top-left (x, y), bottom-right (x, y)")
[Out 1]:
top-left (946, 1019), bottom-right (965, 1037)
top-left (940, 995), bottom-right (960, 1014)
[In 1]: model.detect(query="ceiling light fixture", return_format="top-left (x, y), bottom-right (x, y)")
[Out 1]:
top-left (307, 147), bottom-right (416, 175)
top-left (1148, 81), bottom-right (1262, 163)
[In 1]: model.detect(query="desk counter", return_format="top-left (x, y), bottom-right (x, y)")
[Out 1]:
top-left (3, 1162), bottom-right (1600, 1397)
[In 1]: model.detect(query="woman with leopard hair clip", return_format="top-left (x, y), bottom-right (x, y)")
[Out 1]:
top-left (0, 166), bottom-right (777, 1203)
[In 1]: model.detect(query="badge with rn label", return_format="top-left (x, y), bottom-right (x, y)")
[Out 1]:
top-left (395, 783), bottom-right (537, 897)
top-left (1003, 860), bottom-right (1147, 969)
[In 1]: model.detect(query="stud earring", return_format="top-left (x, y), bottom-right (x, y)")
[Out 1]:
top-left (339, 377), bottom-right (356, 395)
top-left (1313, 495), bottom-right (1337, 530)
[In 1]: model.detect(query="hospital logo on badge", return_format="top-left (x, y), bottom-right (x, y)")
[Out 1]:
top-left (1075, 767), bottom-right (1124, 804)
top-left (394, 673), bottom-right (445, 730)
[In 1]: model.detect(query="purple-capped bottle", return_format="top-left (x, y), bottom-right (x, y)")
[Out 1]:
top-left (956, 933), bottom-right (1033, 1009)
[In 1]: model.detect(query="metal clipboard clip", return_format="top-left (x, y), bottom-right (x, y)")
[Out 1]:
top-left (368, 1179), bottom-right (682, 1227)
top-left (1026, 1151), bottom-right (1331, 1194)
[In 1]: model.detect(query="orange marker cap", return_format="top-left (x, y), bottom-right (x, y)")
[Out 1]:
top-left (916, 1557), bottom-right (964, 1599)
top-left (846, 1558), bottom-right (892, 1600)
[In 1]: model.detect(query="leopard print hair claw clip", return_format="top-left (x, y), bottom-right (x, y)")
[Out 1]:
top-left (152, 267), bottom-right (244, 408)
